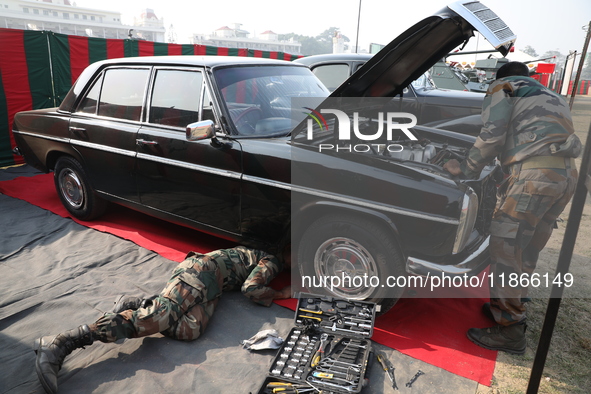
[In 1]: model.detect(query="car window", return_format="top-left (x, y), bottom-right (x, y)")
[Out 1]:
top-left (149, 69), bottom-right (203, 128)
top-left (77, 74), bottom-right (103, 115)
top-left (311, 64), bottom-right (350, 92)
top-left (98, 68), bottom-right (149, 121)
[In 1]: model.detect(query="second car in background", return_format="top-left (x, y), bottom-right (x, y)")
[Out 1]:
top-left (294, 53), bottom-right (486, 135)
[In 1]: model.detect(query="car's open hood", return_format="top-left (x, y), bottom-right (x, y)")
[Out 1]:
top-left (331, 1), bottom-right (516, 98)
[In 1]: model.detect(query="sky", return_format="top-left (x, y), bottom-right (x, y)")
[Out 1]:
top-left (75, 0), bottom-right (591, 57)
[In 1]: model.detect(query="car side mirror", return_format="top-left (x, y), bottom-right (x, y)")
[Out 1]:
top-left (186, 120), bottom-right (215, 141)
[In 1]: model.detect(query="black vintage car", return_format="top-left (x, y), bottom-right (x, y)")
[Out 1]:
top-left (13, 1), bottom-right (515, 313)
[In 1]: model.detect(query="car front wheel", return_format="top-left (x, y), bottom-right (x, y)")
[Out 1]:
top-left (54, 156), bottom-right (107, 221)
top-left (297, 214), bottom-right (405, 314)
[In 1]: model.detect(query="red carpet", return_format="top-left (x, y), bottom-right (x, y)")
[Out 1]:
top-left (0, 173), bottom-right (497, 385)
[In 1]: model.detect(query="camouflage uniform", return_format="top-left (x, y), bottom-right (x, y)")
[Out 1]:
top-left (92, 246), bottom-right (283, 342)
top-left (460, 76), bottom-right (578, 325)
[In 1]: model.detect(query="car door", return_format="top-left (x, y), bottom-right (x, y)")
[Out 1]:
top-left (134, 67), bottom-right (242, 235)
top-left (69, 67), bottom-right (150, 202)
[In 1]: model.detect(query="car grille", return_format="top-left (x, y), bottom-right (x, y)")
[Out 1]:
top-left (448, 1), bottom-right (517, 56)
top-left (463, 2), bottom-right (515, 41)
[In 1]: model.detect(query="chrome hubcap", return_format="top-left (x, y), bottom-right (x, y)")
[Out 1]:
top-left (59, 169), bottom-right (84, 209)
top-left (314, 237), bottom-right (377, 300)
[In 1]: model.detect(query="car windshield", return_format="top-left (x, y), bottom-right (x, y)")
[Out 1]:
top-left (213, 65), bottom-right (329, 137)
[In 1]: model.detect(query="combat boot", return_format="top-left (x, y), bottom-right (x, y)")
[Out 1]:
top-left (33, 325), bottom-right (94, 394)
top-left (467, 322), bottom-right (527, 355)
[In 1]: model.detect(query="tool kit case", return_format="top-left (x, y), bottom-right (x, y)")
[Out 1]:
top-left (258, 293), bottom-right (377, 394)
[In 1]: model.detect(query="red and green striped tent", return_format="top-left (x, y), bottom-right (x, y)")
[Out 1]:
top-left (0, 28), bottom-right (301, 168)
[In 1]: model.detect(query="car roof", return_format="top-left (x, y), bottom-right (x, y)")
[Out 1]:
top-left (94, 55), bottom-right (302, 69)
top-left (294, 53), bottom-right (373, 66)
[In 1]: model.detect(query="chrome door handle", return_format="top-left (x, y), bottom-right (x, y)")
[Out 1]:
top-left (69, 127), bottom-right (86, 132)
top-left (136, 139), bottom-right (159, 146)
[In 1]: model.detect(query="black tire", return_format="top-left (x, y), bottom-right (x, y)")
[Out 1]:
top-left (297, 214), bottom-right (405, 314)
top-left (53, 156), bottom-right (107, 221)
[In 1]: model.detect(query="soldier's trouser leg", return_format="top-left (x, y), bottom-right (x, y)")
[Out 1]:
top-left (161, 299), bottom-right (219, 341)
top-left (489, 167), bottom-right (576, 325)
top-left (92, 293), bottom-right (189, 342)
top-left (93, 256), bottom-right (225, 342)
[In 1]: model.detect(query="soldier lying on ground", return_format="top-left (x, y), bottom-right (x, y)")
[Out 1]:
top-left (33, 246), bottom-right (292, 394)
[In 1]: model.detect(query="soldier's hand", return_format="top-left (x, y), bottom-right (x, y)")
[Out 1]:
top-left (443, 159), bottom-right (462, 176)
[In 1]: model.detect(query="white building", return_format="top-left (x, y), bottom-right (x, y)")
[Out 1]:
top-left (191, 23), bottom-right (301, 55)
top-left (0, 0), bottom-right (165, 42)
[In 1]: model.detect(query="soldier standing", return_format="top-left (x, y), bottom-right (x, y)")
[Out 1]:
top-left (444, 62), bottom-right (580, 354)
top-left (33, 246), bottom-right (292, 394)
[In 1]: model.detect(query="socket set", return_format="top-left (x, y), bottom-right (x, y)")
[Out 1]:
top-left (258, 294), bottom-right (376, 394)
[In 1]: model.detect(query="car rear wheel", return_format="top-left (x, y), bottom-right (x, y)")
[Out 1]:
top-left (297, 214), bottom-right (405, 314)
top-left (54, 156), bottom-right (107, 221)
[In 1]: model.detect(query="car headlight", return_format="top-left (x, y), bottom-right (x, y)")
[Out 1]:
top-left (453, 187), bottom-right (478, 254)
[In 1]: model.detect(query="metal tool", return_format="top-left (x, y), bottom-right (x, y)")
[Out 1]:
top-left (314, 367), bottom-right (349, 378)
top-left (322, 322), bottom-right (370, 335)
top-left (345, 320), bottom-right (372, 329)
top-left (311, 333), bottom-right (329, 367)
top-left (405, 370), bottom-right (424, 388)
top-left (317, 363), bottom-right (361, 373)
top-left (376, 350), bottom-right (398, 390)
top-left (311, 371), bottom-right (359, 384)
top-left (346, 316), bottom-right (372, 323)
top-left (265, 382), bottom-right (315, 393)
top-left (299, 308), bottom-right (322, 315)
top-left (298, 314), bottom-right (322, 322)
top-left (307, 377), bottom-right (357, 391)
top-left (342, 341), bottom-right (367, 349)
top-left (320, 357), bottom-right (362, 369)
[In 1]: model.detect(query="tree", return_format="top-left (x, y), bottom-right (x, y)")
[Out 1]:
top-left (581, 52), bottom-right (591, 79)
top-left (522, 45), bottom-right (538, 57)
top-left (279, 28), bottom-right (350, 56)
top-left (541, 50), bottom-right (565, 64)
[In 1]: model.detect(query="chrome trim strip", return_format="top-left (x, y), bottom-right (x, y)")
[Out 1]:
top-left (73, 140), bottom-right (136, 157)
top-left (242, 174), bottom-right (292, 191)
top-left (13, 130), bottom-right (69, 144)
top-left (15, 129), bottom-right (459, 225)
top-left (406, 236), bottom-right (490, 276)
top-left (242, 174), bottom-right (459, 225)
top-left (136, 152), bottom-right (242, 179)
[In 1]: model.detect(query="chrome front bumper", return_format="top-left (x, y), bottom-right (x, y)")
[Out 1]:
top-left (406, 236), bottom-right (490, 277)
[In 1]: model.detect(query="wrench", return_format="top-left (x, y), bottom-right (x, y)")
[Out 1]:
top-left (406, 370), bottom-right (425, 388)
top-left (320, 357), bottom-right (362, 369)
top-left (317, 363), bottom-right (361, 373)
top-left (342, 340), bottom-right (367, 349)
top-left (312, 371), bottom-right (359, 384)
top-left (322, 322), bottom-right (370, 335)
top-left (307, 377), bottom-right (357, 391)
top-left (313, 333), bottom-right (329, 363)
